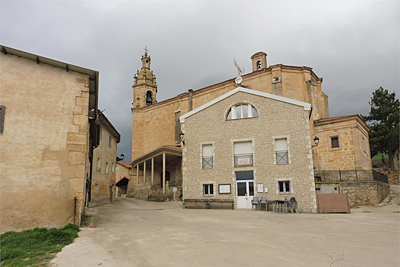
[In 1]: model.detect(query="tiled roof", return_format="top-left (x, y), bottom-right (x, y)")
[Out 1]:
top-left (117, 161), bottom-right (132, 169)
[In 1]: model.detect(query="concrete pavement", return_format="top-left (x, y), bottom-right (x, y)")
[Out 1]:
top-left (50, 188), bottom-right (400, 267)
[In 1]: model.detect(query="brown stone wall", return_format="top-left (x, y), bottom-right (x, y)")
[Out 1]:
top-left (340, 181), bottom-right (390, 207)
top-left (313, 118), bottom-right (371, 171)
top-left (90, 123), bottom-right (118, 206)
top-left (132, 63), bottom-right (328, 160)
top-left (181, 91), bottom-right (317, 211)
top-left (0, 52), bottom-right (91, 233)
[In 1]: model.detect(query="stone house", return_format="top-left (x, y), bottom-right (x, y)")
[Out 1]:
top-left (90, 111), bottom-right (120, 206)
top-left (0, 45), bottom-right (99, 233)
top-left (180, 87), bottom-right (316, 211)
top-left (115, 161), bottom-right (132, 197)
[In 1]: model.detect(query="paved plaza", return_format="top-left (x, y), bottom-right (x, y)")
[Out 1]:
top-left (51, 189), bottom-right (400, 267)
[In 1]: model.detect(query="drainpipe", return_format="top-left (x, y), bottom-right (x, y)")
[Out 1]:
top-left (188, 89), bottom-right (193, 111)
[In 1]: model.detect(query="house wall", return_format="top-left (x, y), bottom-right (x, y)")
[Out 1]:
top-left (313, 118), bottom-right (371, 171)
top-left (0, 52), bottom-right (90, 233)
top-left (132, 62), bottom-right (328, 160)
top-left (181, 91), bottom-right (317, 211)
top-left (91, 124), bottom-right (118, 206)
top-left (115, 163), bottom-right (131, 196)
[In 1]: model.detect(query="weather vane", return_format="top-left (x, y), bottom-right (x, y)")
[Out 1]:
top-left (233, 58), bottom-right (244, 85)
top-left (144, 46), bottom-right (148, 55)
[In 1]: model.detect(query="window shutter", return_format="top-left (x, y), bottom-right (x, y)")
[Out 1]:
top-left (202, 144), bottom-right (213, 157)
top-left (275, 139), bottom-right (288, 151)
top-left (234, 142), bottom-right (252, 154)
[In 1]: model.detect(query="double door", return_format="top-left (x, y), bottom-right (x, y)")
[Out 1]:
top-left (236, 180), bottom-right (254, 209)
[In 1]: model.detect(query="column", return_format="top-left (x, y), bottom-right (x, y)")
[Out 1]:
top-left (162, 153), bottom-right (166, 194)
top-left (136, 164), bottom-right (139, 184)
top-left (151, 157), bottom-right (154, 185)
top-left (144, 160), bottom-right (146, 184)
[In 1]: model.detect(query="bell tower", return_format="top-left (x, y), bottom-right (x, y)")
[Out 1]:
top-left (133, 48), bottom-right (157, 108)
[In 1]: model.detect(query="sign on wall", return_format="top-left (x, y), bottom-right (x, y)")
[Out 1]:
top-left (219, 184), bottom-right (231, 194)
top-left (257, 183), bottom-right (264, 193)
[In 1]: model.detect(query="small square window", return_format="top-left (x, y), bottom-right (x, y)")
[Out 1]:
top-left (278, 181), bottom-right (290, 193)
top-left (203, 184), bottom-right (214, 195)
top-left (331, 137), bottom-right (339, 148)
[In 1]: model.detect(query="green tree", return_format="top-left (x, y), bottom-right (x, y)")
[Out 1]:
top-left (362, 87), bottom-right (399, 170)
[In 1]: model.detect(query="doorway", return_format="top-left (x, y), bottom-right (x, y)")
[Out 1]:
top-left (236, 171), bottom-right (254, 209)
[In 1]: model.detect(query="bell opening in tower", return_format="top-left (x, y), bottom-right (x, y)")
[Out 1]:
top-left (146, 91), bottom-right (153, 105)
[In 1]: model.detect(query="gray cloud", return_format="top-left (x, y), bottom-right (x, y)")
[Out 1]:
top-left (2, 1), bottom-right (398, 162)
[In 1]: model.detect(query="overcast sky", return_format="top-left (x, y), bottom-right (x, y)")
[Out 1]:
top-left (2, 1), bottom-right (398, 162)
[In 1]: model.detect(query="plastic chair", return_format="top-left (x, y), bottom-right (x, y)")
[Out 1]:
top-left (260, 196), bottom-right (267, 211)
top-left (251, 196), bottom-right (260, 210)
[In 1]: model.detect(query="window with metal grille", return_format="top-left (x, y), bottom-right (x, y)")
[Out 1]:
top-left (331, 136), bottom-right (339, 148)
top-left (234, 141), bottom-right (253, 167)
top-left (279, 181), bottom-right (290, 193)
top-left (203, 184), bottom-right (214, 195)
top-left (275, 138), bottom-right (288, 164)
top-left (202, 144), bottom-right (213, 168)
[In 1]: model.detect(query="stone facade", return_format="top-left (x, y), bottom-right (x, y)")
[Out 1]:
top-left (0, 46), bottom-right (98, 233)
top-left (340, 181), bottom-right (390, 207)
top-left (313, 115), bottom-right (372, 170)
top-left (90, 111), bottom-right (120, 206)
top-left (181, 88), bottom-right (317, 211)
top-left (132, 52), bottom-right (329, 161)
top-left (115, 161), bottom-right (132, 196)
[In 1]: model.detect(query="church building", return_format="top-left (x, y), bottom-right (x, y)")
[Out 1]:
top-left (130, 50), bottom-right (374, 210)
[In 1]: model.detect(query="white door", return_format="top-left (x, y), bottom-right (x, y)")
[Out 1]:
top-left (236, 181), bottom-right (254, 209)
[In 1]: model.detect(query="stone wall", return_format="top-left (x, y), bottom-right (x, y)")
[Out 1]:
top-left (0, 52), bottom-right (92, 232)
top-left (90, 114), bottom-right (118, 207)
top-left (181, 90), bottom-right (317, 211)
top-left (132, 57), bottom-right (328, 160)
top-left (313, 116), bottom-right (371, 171)
top-left (340, 181), bottom-right (390, 207)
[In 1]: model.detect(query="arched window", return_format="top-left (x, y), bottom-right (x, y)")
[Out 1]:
top-left (146, 91), bottom-right (152, 105)
top-left (226, 104), bottom-right (258, 120)
top-left (257, 61), bottom-right (262, 70)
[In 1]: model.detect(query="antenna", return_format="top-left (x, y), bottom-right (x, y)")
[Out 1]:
top-left (144, 46), bottom-right (148, 55)
top-left (233, 58), bottom-right (245, 76)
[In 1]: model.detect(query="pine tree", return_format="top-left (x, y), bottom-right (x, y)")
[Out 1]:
top-left (362, 87), bottom-right (399, 170)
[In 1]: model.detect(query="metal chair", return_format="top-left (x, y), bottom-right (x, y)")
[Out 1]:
top-left (251, 196), bottom-right (260, 210)
top-left (260, 196), bottom-right (267, 211)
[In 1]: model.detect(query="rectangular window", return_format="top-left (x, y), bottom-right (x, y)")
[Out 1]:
top-left (234, 141), bottom-right (253, 167)
top-left (331, 137), bottom-right (339, 148)
top-left (112, 163), bottom-right (115, 173)
top-left (279, 181), bottom-right (290, 193)
top-left (97, 158), bottom-right (101, 171)
top-left (0, 106), bottom-right (5, 135)
top-left (109, 135), bottom-right (112, 148)
top-left (202, 144), bottom-right (213, 168)
top-left (275, 138), bottom-right (288, 164)
top-left (106, 162), bottom-right (109, 174)
top-left (203, 184), bottom-right (214, 195)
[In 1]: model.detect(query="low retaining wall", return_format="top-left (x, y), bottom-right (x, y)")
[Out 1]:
top-left (340, 181), bottom-right (390, 207)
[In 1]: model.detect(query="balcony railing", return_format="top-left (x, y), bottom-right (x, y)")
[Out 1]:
top-left (234, 153), bottom-right (253, 167)
top-left (314, 169), bottom-right (388, 184)
top-left (276, 150), bottom-right (288, 164)
top-left (202, 156), bottom-right (213, 169)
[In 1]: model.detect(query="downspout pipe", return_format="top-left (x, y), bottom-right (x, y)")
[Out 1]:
top-left (188, 89), bottom-right (193, 111)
